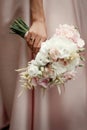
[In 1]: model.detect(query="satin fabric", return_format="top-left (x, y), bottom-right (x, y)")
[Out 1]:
top-left (0, 0), bottom-right (87, 130)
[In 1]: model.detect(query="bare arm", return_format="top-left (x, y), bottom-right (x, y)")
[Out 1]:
top-left (25, 0), bottom-right (47, 54)
top-left (30, 0), bottom-right (45, 23)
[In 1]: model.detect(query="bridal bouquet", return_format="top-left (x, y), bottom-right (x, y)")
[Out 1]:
top-left (10, 18), bottom-right (85, 94)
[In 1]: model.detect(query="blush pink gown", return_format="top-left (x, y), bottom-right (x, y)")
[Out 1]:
top-left (0, 0), bottom-right (87, 130)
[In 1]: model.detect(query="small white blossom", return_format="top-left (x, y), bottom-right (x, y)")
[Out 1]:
top-left (35, 52), bottom-right (50, 66)
top-left (28, 65), bottom-right (40, 77)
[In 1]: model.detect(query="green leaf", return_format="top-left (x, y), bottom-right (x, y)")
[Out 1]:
top-left (78, 64), bottom-right (84, 67)
top-left (80, 56), bottom-right (85, 61)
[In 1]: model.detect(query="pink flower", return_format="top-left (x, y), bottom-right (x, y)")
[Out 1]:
top-left (63, 71), bottom-right (76, 81)
top-left (55, 24), bottom-right (85, 48)
top-left (56, 25), bottom-right (79, 40)
top-left (38, 78), bottom-right (49, 88)
top-left (49, 48), bottom-right (59, 61)
top-left (32, 77), bottom-right (38, 87)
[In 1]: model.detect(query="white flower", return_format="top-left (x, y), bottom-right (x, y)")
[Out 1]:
top-left (77, 39), bottom-right (85, 48)
top-left (45, 36), bottom-right (78, 58)
top-left (28, 65), bottom-right (41, 77)
top-left (55, 24), bottom-right (85, 48)
top-left (35, 52), bottom-right (50, 66)
top-left (40, 41), bottom-right (49, 54)
top-left (28, 60), bottom-right (38, 66)
top-left (52, 62), bottom-right (67, 75)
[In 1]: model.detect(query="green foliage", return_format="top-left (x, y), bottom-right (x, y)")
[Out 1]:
top-left (10, 18), bottom-right (29, 38)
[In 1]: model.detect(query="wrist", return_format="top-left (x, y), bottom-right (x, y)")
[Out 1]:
top-left (31, 18), bottom-right (45, 24)
top-left (30, 13), bottom-right (45, 23)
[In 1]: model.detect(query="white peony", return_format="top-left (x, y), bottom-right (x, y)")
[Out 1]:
top-left (40, 41), bottom-right (49, 54)
top-left (41, 35), bottom-right (78, 59)
top-left (35, 52), bottom-right (50, 66)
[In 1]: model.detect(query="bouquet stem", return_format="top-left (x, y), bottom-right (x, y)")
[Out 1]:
top-left (10, 18), bottom-right (29, 38)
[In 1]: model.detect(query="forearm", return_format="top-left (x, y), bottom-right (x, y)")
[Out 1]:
top-left (30, 0), bottom-right (45, 23)
top-left (25, 0), bottom-right (47, 53)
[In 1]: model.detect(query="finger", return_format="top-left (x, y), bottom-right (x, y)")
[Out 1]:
top-left (33, 35), bottom-right (41, 53)
top-left (33, 35), bottom-right (40, 48)
top-left (24, 32), bottom-right (33, 49)
top-left (25, 32), bottom-right (31, 45)
top-left (37, 37), bottom-right (46, 48)
top-left (34, 40), bottom-right (42, 54)
top-left (34, 37), bottom-right (47, 54)
top-left (26, 32), bottom-right (36, 50)
top-left (32, 52), bottom-right (36, 59)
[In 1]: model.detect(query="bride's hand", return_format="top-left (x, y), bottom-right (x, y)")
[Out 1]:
top-left (25, 20), bottom-right (47, 54)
